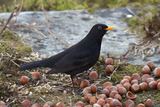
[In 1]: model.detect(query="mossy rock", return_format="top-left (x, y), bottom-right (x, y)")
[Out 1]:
top-left (126, 7), bottom-right (160, 38)
top-left (0, 29), bottom-right (31, 56)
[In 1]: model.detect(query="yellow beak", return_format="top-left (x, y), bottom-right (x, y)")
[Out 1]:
top-left (105, 26), bottom-right (114, 30)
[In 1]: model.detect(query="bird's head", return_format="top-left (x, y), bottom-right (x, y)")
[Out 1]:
top-left (93, 23), bottom-right (114, 33)
top-left (87, 24), bottom-right (114, 40)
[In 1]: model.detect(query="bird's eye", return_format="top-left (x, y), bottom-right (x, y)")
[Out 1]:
top-left (98, 26), bottom-right (102, 30)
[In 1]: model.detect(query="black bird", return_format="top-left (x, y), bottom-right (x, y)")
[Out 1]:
top-left (19, 24), bottom-right (114, 90)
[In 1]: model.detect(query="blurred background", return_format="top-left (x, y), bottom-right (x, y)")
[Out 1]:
top-left (0, 0), bottom-right (160, 12)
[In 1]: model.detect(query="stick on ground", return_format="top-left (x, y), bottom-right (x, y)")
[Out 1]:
top-left (41, 0), bottom-right (69, 48)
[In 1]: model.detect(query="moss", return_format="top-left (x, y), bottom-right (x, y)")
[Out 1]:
top-left (27, 85), bottom-right (81, 106)
top-left (0, 29), bottom-right (31, 56)
top-left (1, 54), bottom-right (160, 106)
top-left (121, 90), bottom-right (160, 106)
top-left (91, 58), bottom-right (142, 88)
top-left (110, 63), bottom-right (143, 83)
top-left (126, 7), bottom-right (160, 38)
top-left (93, 57), bottom-right (143, 84)
top-left (0, 28), bottom-right (31, 84)
top-left (1, 29), bottom-right (19, 40)
top-left (94, 58), bottom-right (160, 106)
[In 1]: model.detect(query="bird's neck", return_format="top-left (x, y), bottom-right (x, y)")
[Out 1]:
top-left (79, 34), bottom-right (102, 52)
top-left (85, 31), bottom-right (103, 45)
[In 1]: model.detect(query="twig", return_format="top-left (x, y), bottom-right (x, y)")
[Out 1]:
top-left (4, 53), bottom-right (20, 67)
top-left (0, 91), bottom-right (10, 97)
top-left (47, 0), bottom-right (54, 7)
top-left (13, 23), bottom-right (44, 28)
top-left (126, 7), bottom-right (142, 21)
top-left (7, 98), bottom-right (17, 106)
top-left (95, 78), bottom-right (108, 86)
top-left (41, 0), bottom-right (69, 48)
top-left (33, 28), bottom-right (47, 38)
top-left (11, 59), bottom-right (20, 67)
top-left (0, 0), bottom-right (24, 33)
top-left (17, 58), bottom-right (32, 63)
top-left (95, 65), bottom-right (120, 85)
top-left (126, 7), bottom-right (137, 16)
top-left (0, 5), bottom-right (18, 35)
top-left (39, 96), bottom-right (46, 103)
top-left (109, 65), bottom-right (119, 79)
top-left (120, 45), bottom-right (136, 60)
top-left (11, 23), bottom-right (47, 38)
top-left (153, 32), bottom-right (160, 38)
top-left (14, 0), bottom-right (25, 17)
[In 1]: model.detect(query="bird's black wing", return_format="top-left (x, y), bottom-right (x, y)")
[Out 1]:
top-left (46, 49), bottom-right (95, 74)
top-left (19, 47), bottom-right (71, 71)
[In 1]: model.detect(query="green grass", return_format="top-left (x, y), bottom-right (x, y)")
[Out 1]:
top-left (126, 7), bottom-right (160, 38)
top-left (0, 26), bottom-right (32, 73)
top-left (0, 0), bottom-right (160, 12)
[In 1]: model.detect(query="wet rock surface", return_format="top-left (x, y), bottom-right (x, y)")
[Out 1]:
top-left (0, 7), bottom-right (159, 66)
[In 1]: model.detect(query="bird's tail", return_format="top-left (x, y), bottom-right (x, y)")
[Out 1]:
top-left (19, 60), bottom-right (43, 71)
top-left (19, 57), bottom-right (56, 71)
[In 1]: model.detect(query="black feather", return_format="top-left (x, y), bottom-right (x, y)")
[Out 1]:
top-left (19, 24), bottom-right (113, 90)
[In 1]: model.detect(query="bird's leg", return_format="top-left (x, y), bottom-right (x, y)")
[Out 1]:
top-left (71, 75), bottom-right (75, 92)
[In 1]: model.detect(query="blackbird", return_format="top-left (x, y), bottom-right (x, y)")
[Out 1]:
top-left (19, 24), bottom-right (114, 90)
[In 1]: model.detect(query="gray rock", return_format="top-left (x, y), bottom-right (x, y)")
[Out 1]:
top-left (0, 7), bottom-right (159, 66)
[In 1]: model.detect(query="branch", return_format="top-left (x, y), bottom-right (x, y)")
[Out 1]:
top-left (14, 0), bottom-right (25, 17)
top-left (0, 5), bottom-right (18, 36)
top-left (126, 7), bottom-right (142, 21)
top-left (41, 0), bottom-right (69, 48)
top-left (47, 0), bottom-right (54, 7)
top-left (126, 7), bottom-right (136, 16)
